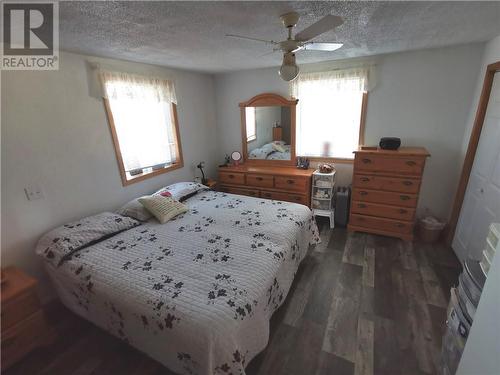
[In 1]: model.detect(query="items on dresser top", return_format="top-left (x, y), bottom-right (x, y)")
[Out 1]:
top-left (218, 164), bottom-right (313, 206)
top-left (348, 146), bottom-right (430, 241)
top-left (1, 267), bottom-right (54, 370)
top-left (311, 170), bottom-right (336, 228)
top-left (296, 156), bottom-right (310, 169)
top-left (379, 137), bottom-right (401, 150)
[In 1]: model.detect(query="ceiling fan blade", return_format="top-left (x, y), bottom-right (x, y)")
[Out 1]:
top-left (295, 15), bottom-right (343, 41)
top-left (302, 42), bottom-right (343, 51)
top-left (225, 34), bottom-right (277, 45)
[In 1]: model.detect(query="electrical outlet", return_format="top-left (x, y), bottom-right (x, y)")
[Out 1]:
top-left (24, 184), bottom-right (44, 201)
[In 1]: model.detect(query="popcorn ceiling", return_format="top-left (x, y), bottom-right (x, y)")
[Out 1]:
top-left (60, 1), bottom-right (500, 73)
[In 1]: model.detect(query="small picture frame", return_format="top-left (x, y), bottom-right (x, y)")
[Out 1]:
top-left (296, 156), bottom-right (310, 169)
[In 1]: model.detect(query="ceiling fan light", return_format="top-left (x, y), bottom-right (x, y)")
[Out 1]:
top-left (279, 53), bottom-right (300, 82)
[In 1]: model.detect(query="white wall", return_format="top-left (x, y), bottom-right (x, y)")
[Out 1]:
top-left (455, 35), bottom-right (500, 375)
top-left (215, 43), bottom-right (483, 219)
top-left (1, 51), bottom-right (218, 300)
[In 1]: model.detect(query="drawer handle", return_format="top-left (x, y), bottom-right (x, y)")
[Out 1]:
top-left (228, 174), bottom-right (235, 179)
top-left (256, 177), bottom-right (263, 181)
top-left (399, 209), bottom-right (408, 214)
top-left (396, 223), bottom-right (405, 228)
top-left (400, 195), bottom-right (410, 201)
top-left (403, 181), bottom-right (413, 186)
top-left (362, 158), bottom-right (372, 164)
top-left (358, 203), bottom-right (366, 208)
top-left (406, 160), bottom-right (417, 166)
top-left (359, 191), bottom-right (368, 196)
top-left (360, 177), bottom-right (370, 182)
top-left (286, 179), bottom-right (295, 185)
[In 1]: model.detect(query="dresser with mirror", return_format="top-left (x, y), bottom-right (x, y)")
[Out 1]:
top-left (218, 93), bottom-right (313, 206)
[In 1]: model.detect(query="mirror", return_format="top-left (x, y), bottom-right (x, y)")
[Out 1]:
top-left (245, 106), bottom-right (292, 160)
top-left (240, 93), bottom-right (298, 165)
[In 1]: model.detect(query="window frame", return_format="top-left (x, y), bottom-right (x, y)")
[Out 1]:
top-left (296, 91), bottom-right (368, 164)
top-left (103, 98), bottom-right (184, 186)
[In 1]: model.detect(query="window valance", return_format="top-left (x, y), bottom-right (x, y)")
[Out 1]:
top-left (290, 65), bottom-right (375, 97)
top-left (98, 70), bottom-right (177, 104)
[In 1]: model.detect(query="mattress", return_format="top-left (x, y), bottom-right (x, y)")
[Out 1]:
top-left (43, 190), bottom-right (319, 375)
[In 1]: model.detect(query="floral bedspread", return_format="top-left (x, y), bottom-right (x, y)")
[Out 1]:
top-left (43, 190), bottom-right (319, 375)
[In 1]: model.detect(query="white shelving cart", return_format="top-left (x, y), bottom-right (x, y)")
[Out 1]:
top-left (311, 170), bottom-right (336, 228)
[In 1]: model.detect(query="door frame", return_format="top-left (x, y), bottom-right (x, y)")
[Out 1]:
top-left (447, 61), bottom-right (500, 245)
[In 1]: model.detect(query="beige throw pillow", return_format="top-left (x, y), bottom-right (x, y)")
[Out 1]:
top-left (138, 195), bottom-right (188, 224)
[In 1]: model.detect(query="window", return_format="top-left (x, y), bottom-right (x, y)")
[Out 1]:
top-left (292, 68), bottom-right (369, 160)
top-left (100, 71), bottom-right (183, 185)
top-left (245, 107), bottom-right (256, 142)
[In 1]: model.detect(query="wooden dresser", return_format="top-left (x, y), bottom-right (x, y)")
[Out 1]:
top-left (348, 147), bottom-right (430, 241)
top-left (1, 267), bottom-right (54, 370)
top-left (218, 165), bottom-right (314, 206)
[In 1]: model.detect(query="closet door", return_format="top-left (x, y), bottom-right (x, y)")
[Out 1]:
top-left (453, 74), bottom-right (500, 260)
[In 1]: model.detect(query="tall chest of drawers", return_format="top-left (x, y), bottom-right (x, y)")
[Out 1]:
top-left (348, 147), bottom-right (430, 241)
top-left (218, 165), bottom-right (313, 207)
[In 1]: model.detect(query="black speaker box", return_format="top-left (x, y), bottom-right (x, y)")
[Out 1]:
top-left (379, 137), bottom-right (401, 150)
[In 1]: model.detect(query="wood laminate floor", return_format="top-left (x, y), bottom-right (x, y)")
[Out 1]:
top-left (5, 220), bottom-right (461, 375)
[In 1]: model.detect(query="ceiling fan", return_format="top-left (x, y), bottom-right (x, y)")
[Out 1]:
top-left (226, 12), bottom-right (344, 81)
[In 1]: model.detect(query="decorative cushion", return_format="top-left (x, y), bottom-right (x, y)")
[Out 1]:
top-left (138, 195), bottom-right (188, 224)
top-left (155, 182), bottom-right (207, 202)
top-left (272, 142), bottom-right (286, 153)
top-left (35, 212), bottom-right (140, 267)
top-left (116, 197), bottom-right (153, 222)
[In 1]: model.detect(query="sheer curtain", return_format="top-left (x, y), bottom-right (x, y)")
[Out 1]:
top-left (245, 107), bottom-right (256, 141)
top-left (291, 67), bottom-right (370, 159)
top-left (99, 71), bottom-right (178, 172)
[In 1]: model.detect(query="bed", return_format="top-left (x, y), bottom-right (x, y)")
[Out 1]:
top-left (248, 142), bottom-right (291, 160)
top-left (37, 187), bottom-right (319, 375)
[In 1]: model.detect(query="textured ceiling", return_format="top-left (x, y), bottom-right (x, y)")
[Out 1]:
top-left (60, 1), bottom-right (500, 73)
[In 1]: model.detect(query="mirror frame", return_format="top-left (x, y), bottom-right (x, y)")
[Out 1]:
top-left (239, 93), bottom-right (298, 166)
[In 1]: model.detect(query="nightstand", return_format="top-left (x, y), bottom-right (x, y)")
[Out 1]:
top-left (205, 178), bottom-right (217, 189)
top-left (1, 267), bottom-right (54, 370)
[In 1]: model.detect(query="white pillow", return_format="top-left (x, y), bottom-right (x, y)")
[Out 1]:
top-left (155, 182), bottom-right (207, 202)
top-left (35, 212), bottom-right (140, 267)
top-left (116, 197), bottom-right (153, 222)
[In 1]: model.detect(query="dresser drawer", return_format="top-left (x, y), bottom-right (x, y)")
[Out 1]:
top-left (221, 186), bottom-right (258, 198)
top-left (353, 174), bottom-right (421, 194)
top-left (247, 174), bottom-right (274, 188)
top-left (355, 155), bottom-right (425, 175)
top-left (350, 214), bottom-right (413, 235)
top-left (219, 171), bottom-right (245, 185)
top-left (1, 290), bottom-right (40, 331)
top-left (351, 200), bottom-right (415, 221)
top-left (260, 191), bottom-right (308, 205)
top-left (352, 188), bottom-right (418, 208)
top-left (1, 310), bottom-right (49, 370)
top-left (275, 176), bottom-right (307, 192)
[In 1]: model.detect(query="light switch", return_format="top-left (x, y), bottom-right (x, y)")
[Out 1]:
top-left (24, 184), bottom-right (44, 201)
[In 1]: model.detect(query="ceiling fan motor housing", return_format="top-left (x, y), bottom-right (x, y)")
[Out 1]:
top-left (280, 12), bottom-right (300, 28)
